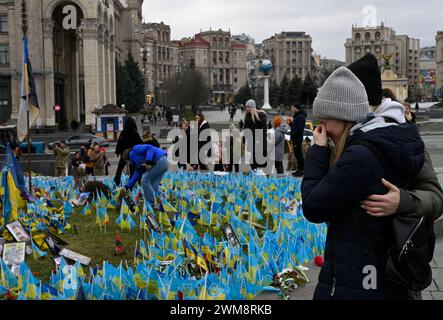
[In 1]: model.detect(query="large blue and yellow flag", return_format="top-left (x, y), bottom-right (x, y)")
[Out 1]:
top-left (1, 145), bottom-right (28, 225)
top-left (17, 36), bottom-right (39, 142)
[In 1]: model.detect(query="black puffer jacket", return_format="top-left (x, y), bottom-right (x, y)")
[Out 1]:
top-left (115, 117), bottom-right (143, 156)
top-left (302, 123), bottom-right (425, 300)
top-left (244, 111), bottom-right (268, 165)
top-left (291, 110), bottom-right (307, 145)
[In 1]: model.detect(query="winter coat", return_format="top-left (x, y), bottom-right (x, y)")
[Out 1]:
top-left (223, 131), bottom-right (242, 166)
top-left (302, 121), bottom-right (425, 300)
top-left (291, 110), bottom-right (307, 145)
top-left (91, 150), bottom-right (106, 176)
top-left (126, 144), bottom-right (168, 189)
top-left (244, 111), bottom-right (268, 163)
top-left (198, 121), bottom-right (212, 160)
top-left (115, 117), bottom-right (143, 156)
top-left (174, 129), bottom-right (191, 164)
top-left (372, 99), bottom-right (443, 223)
top-left (54, 146), bottom-right (70, 169)
top-left (268, 127), bottom-right (287, 162)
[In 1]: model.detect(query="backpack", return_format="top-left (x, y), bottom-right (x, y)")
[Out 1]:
top-left (355, 140), bottom-right (435, 291)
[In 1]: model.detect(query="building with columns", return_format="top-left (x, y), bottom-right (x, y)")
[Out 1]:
top-left (345, 24), bottom-right (420, 89)
top-left (0, 0), bottom-right (143, 127)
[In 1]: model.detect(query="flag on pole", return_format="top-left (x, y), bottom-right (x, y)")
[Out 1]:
top-left (1, 145), bottom-right (28, 225)
top-left (17, 36), bottom-right (39, 142)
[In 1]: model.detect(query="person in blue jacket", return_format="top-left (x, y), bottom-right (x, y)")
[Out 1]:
top-left (301, 67), bottom-right (425, 300)
top-left (123, 144), bottom-right (169, 207)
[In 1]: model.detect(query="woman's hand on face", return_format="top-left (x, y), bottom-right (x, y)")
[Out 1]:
top-left (361, 179), bottom-right (400, 217)
top-left (314, 124), bottom-right (328, 147)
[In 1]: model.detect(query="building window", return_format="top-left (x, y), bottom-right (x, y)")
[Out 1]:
top-left (365, 32), bottom-right (371, 42)
top-left (0, 16), bottom-right (7, 33)
top-left (234, 78), bottom-right (238, 83)
top-left (0, 45), bottom-right (8, 64)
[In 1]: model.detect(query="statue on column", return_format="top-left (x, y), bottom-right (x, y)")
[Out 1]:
top-left (382, 53), bottom-right (393, 70)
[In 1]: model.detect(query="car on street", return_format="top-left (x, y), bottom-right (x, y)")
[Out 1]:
top-left (48, 134), bottom-right (110, 151)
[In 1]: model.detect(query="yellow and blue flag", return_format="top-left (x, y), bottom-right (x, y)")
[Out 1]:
top-left (17, 36), bottom-right (39, 142)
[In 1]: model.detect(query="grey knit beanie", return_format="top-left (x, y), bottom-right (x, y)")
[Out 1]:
top-left (313, 66), bottom-right (370, 122)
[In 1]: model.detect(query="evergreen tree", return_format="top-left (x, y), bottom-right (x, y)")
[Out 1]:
top-left (115, 54), bottom-right (145, 113)
top-left (300, 73), bottom-right (318, 106)
top-left (124, 54), bottom-right (145, 113)
top-left (277, 74), bottom-right (290, 107)
top-left (287, 76), bottom-right (302, 105)
top-left (269, 79), bottom-right (280, 107)
top-left (115, 58), bottom-right (128, 108)
top-left (234, 84), bottom-right (254, 105)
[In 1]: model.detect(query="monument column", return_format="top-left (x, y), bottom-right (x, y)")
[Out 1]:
top-left (104, 32), bottom-right (110, 104)
top-left (98, 27), bottom-right (105, 107)
top-left (81, 18), bottom-right (100, 125)
top-left (43, 18), bottom-right (56, 126)
top-left (110, 36), bottom-right (116, 104)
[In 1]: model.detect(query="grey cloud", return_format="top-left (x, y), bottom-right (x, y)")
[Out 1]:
top-left (143, 0), bottom-right (441, 61)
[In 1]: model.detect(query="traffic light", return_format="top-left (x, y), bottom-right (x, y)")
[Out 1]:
top-left (146, 95), bottom-right (153, 105)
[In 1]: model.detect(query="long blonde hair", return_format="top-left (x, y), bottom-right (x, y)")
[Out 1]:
top-left (249, 108), bottom-right (263, 123)
top-left (330, 122), bottom-right (354, 166)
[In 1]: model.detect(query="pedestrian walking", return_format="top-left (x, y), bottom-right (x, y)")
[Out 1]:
top-left (302, 66), bottom-right (425, 300)
top-left (290, 102), bottom-right (306, 177)
top-left (54, 141), bottom-right (70, 177)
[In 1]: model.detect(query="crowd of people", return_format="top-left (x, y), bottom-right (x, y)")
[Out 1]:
top-left (53, 140), bottom-right (110, 179)
top-left (171, 99), bottom-right (311, 176)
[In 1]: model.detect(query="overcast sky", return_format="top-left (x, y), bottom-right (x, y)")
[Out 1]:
top-left (142, 0), bottom-right (441, 61)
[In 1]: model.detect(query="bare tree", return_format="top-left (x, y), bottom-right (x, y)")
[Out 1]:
top-left (164, 68), bottom-right (209, 113)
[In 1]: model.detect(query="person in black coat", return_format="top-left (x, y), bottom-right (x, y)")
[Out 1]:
top-left (302, 67), bottom-right (425, 300)
top-left (290, 102), bottom-right (306, 176)
top-left (243, 99), bottom-right (267, 170)
top-left (114, 117), bottom-right (143, 186)
top-left (173, 120), bottom-right (192, 171)
top-left (195, 113), bottom-right (211, 171)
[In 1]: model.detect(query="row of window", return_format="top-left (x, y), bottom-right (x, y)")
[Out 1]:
top-left (0, 15), bottom-right (7, 33)
top-left (0, 44), bottom-right (8, 64)
top-left (285, 42), bottom-right (304, 50)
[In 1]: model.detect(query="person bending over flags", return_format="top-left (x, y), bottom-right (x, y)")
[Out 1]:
top-left (123, 144), bottom-right (169, 207)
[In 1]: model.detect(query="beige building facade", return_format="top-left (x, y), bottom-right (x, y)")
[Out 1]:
top-left (262, 31), bottom-right (312, 85)
top-left (143, 22), bottom-right (178, 104)
top-left (178, 29), bottom-right (247, 104)
top-left (437, 31), bottom-right (443, 96)
top-left (0, 0), bottom-right (143, 127)
top-left (345, 25), bottom-right (420, 89)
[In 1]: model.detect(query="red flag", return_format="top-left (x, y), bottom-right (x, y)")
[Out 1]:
top-left (115, 233), bottom-right (126, 255)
